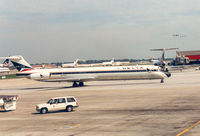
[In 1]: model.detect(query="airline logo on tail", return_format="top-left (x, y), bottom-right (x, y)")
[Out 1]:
top-left (0, 59), bottom-right (9, 67)
top-left (3, 59), bottom-right (9, 67)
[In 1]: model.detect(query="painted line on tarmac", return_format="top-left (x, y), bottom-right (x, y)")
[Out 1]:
top-left (176, 121), bottom-right (200, 136)
top-left (63, 124), bottom-right (80, 129)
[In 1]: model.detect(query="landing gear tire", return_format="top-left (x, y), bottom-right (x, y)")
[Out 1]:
top-left (160, 79), bottom-right (164, 83)
top-left (72, 81), bottom-right (84, 87)
top-left (73, 82), bottom-right (78, 87)
top-left (79, 82), bottom-right (84, 86)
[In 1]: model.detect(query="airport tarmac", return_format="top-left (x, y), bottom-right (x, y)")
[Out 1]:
top-left (0, 69), bottom-right (200, 136)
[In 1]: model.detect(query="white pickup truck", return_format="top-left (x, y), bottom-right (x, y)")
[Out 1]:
top-left (36, 96), bottom-right (79, 114)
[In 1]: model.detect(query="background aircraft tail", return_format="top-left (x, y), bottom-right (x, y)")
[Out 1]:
top-left (73, 59), bottom-right (79, 67)
top-left (0, 55), bottom-right (32, 71)
top-left (111, 58), bottom-right (115, 63)
top-left (0, 59), bottom-right (9, 67)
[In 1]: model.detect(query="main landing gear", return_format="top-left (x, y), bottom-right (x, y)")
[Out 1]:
top-left (72, 81), bottom-right (84, 87)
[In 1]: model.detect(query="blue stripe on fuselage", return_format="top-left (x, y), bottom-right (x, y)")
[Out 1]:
top-left (50, 69), bottom-right (158, 75)
top-left (16, 69), bottom-right (158, 77)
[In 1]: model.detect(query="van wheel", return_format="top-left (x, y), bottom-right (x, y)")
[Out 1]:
top-left (40, 108), bottom-right (48, 114)
top-left (66, 106), bottom-right (73, 112)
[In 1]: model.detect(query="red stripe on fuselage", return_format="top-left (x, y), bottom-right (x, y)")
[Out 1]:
top-left (186, 55), bottom-right (200, 60)
top-left (21, 69), bottom-right (34, 72)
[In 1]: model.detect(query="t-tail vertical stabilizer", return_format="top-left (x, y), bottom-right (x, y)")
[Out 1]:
top-left (0, 55), bottom-right (32, 71)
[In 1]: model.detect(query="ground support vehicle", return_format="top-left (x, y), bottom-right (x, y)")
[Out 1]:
top-left (0, 95), bottom-right (18, 111)
top-left (36, 96), bottom-right (78, 114)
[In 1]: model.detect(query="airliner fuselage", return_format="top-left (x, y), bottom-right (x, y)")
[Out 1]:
top-left (16, 65), bottom-right (168, 86)
top-left (1, 55), bottom-right (170, 87)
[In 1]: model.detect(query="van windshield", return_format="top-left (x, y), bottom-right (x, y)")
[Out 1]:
top-left (47, 99), bottom-right (53, 104)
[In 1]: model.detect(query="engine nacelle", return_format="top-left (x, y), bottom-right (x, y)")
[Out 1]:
top-left (28, 72), bottom-right (50, 80)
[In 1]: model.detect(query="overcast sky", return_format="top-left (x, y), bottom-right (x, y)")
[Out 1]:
top-left (1, 0), bottom-right (200, 63)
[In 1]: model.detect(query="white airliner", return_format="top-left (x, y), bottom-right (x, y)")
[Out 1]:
top-left (0, 59), bottom-right (10, 73)
top-left (61, 59), bottom-right (80, 68)
top-left (102, 58), bottom-right (115, 66)
top-left (1, 55), bottom-right (170, 87)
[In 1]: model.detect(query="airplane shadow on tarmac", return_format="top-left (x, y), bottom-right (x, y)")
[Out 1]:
top-left (19, 81), bottom-right (160, 91)
top-left (0, 86), bottom-right (77, 92)
top-left (89, 81), bottom-right (160, 87)
top-left (0, 81), bottom-right (160, 92)
top-left (18, 86), bottom-right (83, 91)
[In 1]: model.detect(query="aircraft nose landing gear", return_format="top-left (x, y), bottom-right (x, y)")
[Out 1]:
top-left (160, 79), bottom-right (164, 83)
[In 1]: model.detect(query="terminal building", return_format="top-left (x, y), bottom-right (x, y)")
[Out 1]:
top-left (172, 50), bottom-right (200, 65)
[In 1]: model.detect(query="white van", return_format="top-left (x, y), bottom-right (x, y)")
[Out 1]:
top-left (36, 96), bottom-right (79, 114)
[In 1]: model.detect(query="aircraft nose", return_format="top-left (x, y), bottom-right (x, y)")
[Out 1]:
top-left (158, 72), bottom-right (168, 78)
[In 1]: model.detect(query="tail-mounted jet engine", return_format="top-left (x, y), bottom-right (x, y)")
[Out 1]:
top-left (28, 72), bottom-right (50, 80)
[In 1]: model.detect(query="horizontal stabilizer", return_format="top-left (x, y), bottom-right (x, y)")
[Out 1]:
top-left (0, 56), bottom-right (21, 60)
